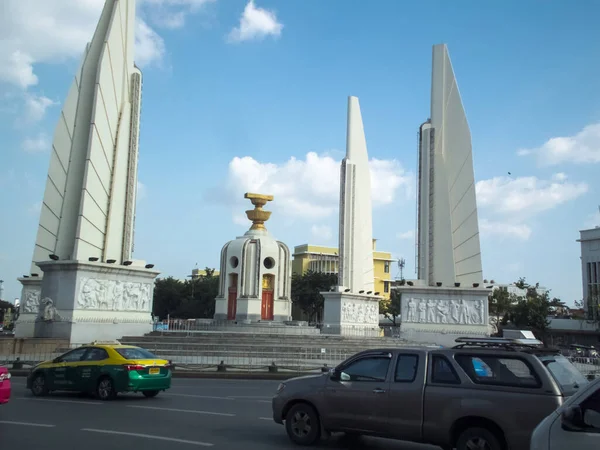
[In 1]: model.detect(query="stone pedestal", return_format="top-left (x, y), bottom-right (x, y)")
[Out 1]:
top-left (321, 291), bottom-right (381, 337)
top-left (14, 277), bottom-right (43, 338)
top-left (397, 285), bottom-right (490, 347)
top-left (18, 260), bottom-right (159, 344)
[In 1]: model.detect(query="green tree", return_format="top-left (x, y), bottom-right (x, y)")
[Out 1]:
top-left (152, 276), bottom-right (185, 319)
top-left (291, 270), bottom-right (338, 323)
top-left (380, 289), bottom-right (401, 325)
top-left (488, 287), bottom-right (513, 335)
top-left (151, 269), bottom-right (220, 320)
top-left (508, 278), bottom-right (559, 343)
top-left (175, 269), bottom-right (219, 319)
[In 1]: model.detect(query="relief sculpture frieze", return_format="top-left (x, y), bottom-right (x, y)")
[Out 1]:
top-left (341, 301), bottom-right (379, 324)
top-left (22, 290), bottom-right (41, 314)
top-left (78, 278), bottom-right (152, 312)
top-left (404, 297), bottom-right (486, 325)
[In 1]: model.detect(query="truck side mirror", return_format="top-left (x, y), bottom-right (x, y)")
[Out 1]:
top-left (561, 405), bottom-right (585, 431)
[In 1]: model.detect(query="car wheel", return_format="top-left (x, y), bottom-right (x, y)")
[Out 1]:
top-left (96, 377), bottom-right (117, 401)
top-left (285, 403), bottom-right (321, 446)
top-left (31, 373), bottom-right (48, 397)
top-left (456, 427), bottom-right (504, 450)
top-left (142, 390), bottom-right (159, 398)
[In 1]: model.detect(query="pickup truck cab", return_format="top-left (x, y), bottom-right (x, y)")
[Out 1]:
top-left (272, 337), bottom-right (589, 450)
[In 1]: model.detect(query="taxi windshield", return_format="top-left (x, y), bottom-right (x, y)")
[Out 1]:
top-left (115, 348), bottom-right (159, 360)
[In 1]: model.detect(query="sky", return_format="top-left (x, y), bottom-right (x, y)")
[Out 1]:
top-left (1, 0), bottom-right (599, 307)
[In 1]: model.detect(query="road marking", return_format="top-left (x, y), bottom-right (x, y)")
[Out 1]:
top-left (17, 398), bottom-right (101, 405)
top-left (127, 405), bottom-right (235, 416)
top-left (0, 420), bottom-right (56, 428)
top-left (258, 400), bottom-right (271, 403)
top-left (163, 393), bottom-right (235, 401)
top-left (258, 417), bottom-right (271, 421)
top-left (81, 429), bottom-right (213, 447)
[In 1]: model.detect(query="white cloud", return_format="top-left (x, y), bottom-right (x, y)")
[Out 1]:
top-left (476, 174), bottom-right (588, 216)
top-left (221, 152), bottom-right (413, 224)
top-left (0, 0), bottom-right (213, 90)
top-left (140, 0), bottom-right (216, 29)
top-left (23, 93), bottom-right (57, 122)
top-left (475, 173), bottom-right (587, 241)
top-left (135, 19), bottom-right (166, 68)
top-left (518, 123), bottom-right (600, 166)
top-left (21, 133), bottom-right (50, 153)
top-left (311, 225), bottom-right (333, 241)
top-left (227, 0), bottom-right (283, 43)
top-left (397, 230), bottom-right (414, 240)
top-left (137, 181), bottom-right (147, 201)
top-left (479, 219), bottom-right (532, 241)
top-left (28, 201), bottom-right (42, 215)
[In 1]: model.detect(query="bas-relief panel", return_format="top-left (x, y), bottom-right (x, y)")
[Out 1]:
top-left (78, 278), bottom-right (152, 312)
top-left (403, 297), bottom-right (486, 325)
top-left (341, 301), bottom-right (379, 324)
top-left (22, 290), bottom-right (41, 313)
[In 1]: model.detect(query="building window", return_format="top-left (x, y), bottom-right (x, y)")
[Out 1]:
top-left (384, 281), bottom-right (390, 293)
top-left (384, 261), bottom-right (390, 273)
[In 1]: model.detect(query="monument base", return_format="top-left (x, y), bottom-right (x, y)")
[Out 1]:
top-left (397, 285), bottom-right (490, 347)
top-left (19, 260), bottom-right (159, 345)
top-left (321, 291), bottom-right (381, 337)
top-left (14, 277), bottom-right (43, 338)
top-left (213, 296), bottom-right (292, 323)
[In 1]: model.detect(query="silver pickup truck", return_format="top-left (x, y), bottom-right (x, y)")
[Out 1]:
top-left (271, 337), bottom-right (590, 450)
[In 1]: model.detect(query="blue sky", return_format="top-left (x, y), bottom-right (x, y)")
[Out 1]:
top-left (1, 0), bottom-right (599, 306)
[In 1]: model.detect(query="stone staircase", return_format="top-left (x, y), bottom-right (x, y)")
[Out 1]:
top-left (118, 332), bottom-right (418, 370)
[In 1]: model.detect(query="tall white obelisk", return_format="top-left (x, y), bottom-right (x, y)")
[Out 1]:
top-left (416, 43), bottom-right (483, 287)
top-left (398, 44), bottom-right (489, 346)
top-left (321, 96), bottom-right (380, 336)
top-left (16, 0), bottom-right (159, 343)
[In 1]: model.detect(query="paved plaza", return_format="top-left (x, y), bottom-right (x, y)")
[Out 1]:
top-left (1, 377), bottom-right (437, 450)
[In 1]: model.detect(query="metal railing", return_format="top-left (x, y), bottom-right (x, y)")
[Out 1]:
top-left (151, 319), bottom-right (394, 338)
top-left (1, 339), bottom-right (598, 379)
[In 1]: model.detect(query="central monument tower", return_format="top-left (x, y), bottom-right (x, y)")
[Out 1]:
top-left (213, 193), bottom-right (292, 323)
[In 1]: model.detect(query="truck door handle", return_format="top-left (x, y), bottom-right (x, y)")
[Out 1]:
top-left (373, 388), bottom-right (385, 394)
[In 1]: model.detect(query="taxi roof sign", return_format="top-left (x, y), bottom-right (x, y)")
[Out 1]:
top-left (90, 340), bottom-right (121, 345)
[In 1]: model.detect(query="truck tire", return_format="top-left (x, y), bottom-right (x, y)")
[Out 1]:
top-left (285, 403), bottom-right (321, 446)
top-left (456, 427), bottom-right (504, 450)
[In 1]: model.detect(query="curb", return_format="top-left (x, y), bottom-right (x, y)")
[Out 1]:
top-left (8, 369), bottom-right (307, 381)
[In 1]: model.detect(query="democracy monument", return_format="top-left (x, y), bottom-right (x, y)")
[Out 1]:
top-left (13, 0), bottom-right (490, 348)
top-left (15, 0), bottom-right (159, 343)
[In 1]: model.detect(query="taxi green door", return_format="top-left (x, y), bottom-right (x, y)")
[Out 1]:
top-left (73, 347), bottom-right (110, 392)
top-left (49, 347), bottom-right (89, 390)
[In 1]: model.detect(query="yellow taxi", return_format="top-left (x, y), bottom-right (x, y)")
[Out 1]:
top-left (26, 341), bottom-right (172, 400)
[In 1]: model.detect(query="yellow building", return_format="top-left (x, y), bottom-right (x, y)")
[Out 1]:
top-left (291, 240), bottom-right (395, 299)
top-left (190, 268), bottom-right (220, 279)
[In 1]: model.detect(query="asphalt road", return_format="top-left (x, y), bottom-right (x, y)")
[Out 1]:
top-left (0, 377), bottom-right (438, 449)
